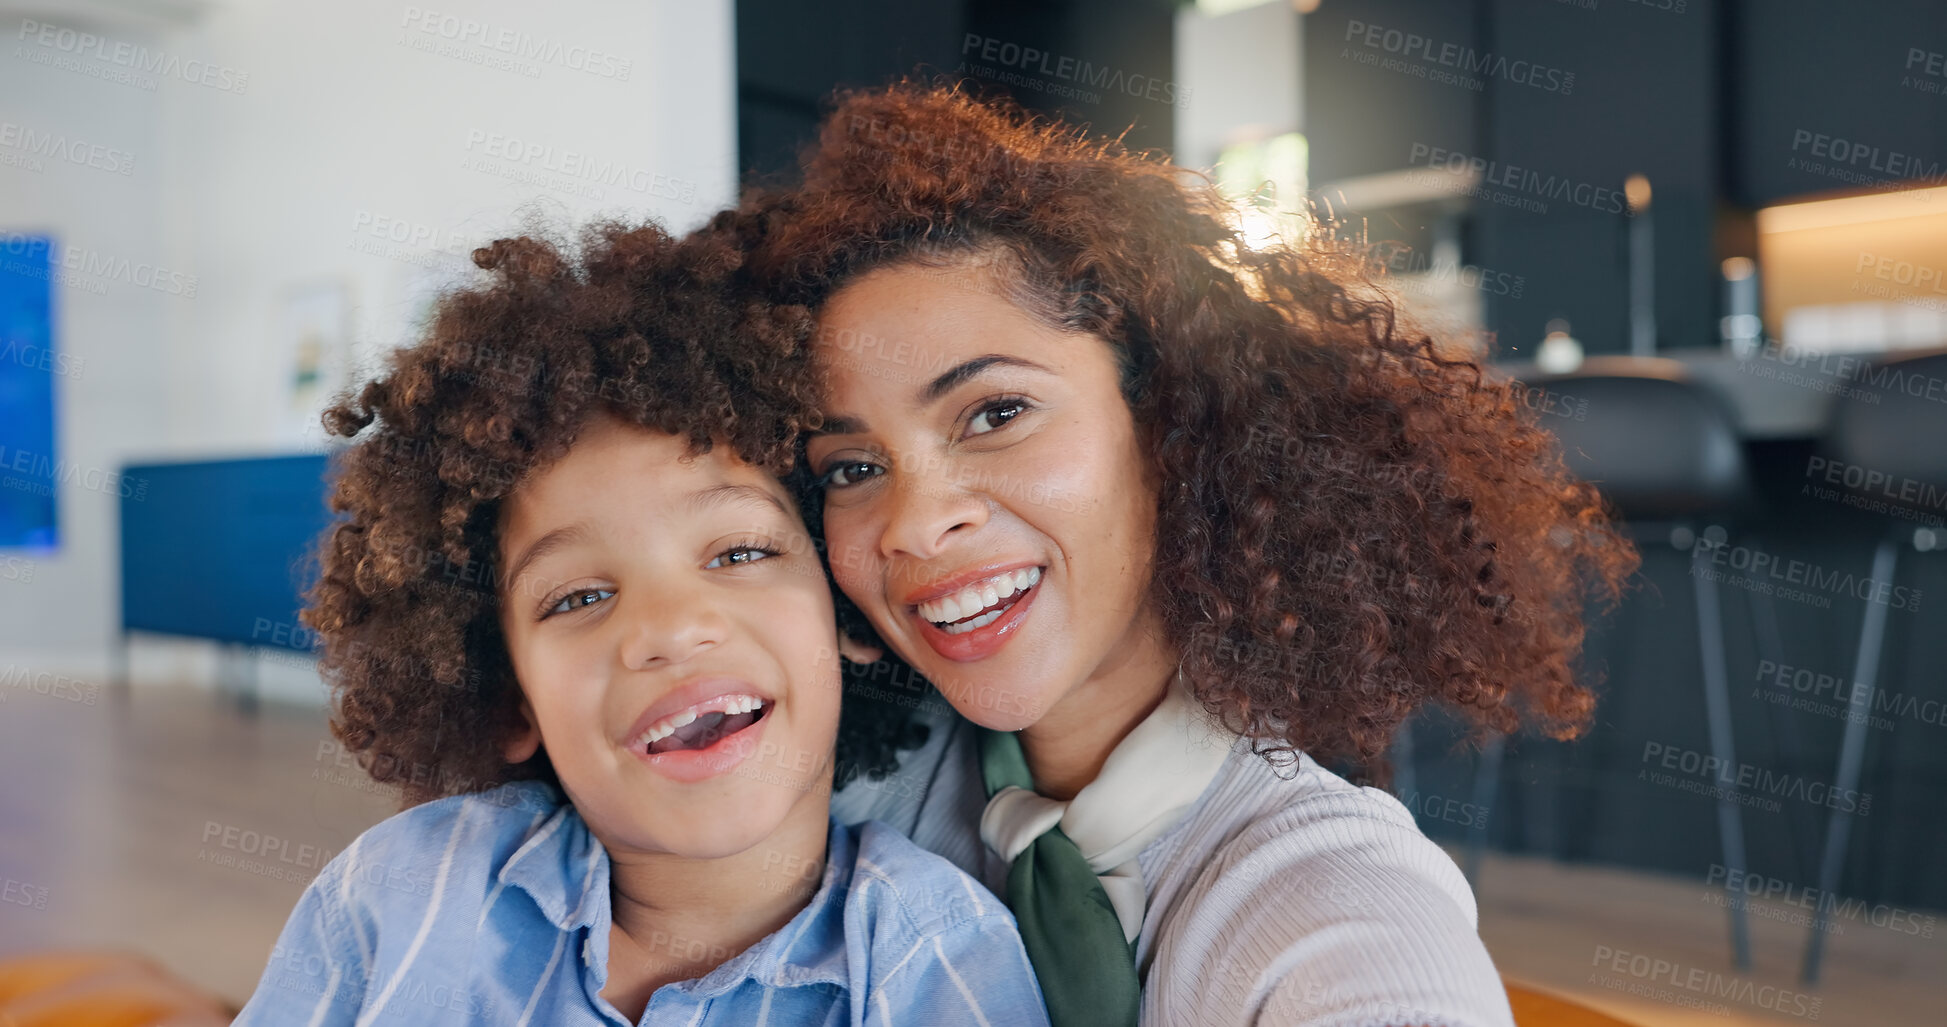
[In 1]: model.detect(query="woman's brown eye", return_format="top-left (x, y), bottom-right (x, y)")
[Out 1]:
top-left (967, 400), bottom-right (1025, 437)
top-left (821, 460), bottom-right (883, 489)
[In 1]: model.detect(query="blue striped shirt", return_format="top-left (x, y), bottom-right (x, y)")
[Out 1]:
top-left (234, 780), bottom-right (1049, 1026)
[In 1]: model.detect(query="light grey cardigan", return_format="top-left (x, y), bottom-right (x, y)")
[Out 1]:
top-left (831, 699), bottom-right (1516, 1027)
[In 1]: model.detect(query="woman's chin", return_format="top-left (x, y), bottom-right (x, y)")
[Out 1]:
top-left (927, 681), bottom-right (1049, 732)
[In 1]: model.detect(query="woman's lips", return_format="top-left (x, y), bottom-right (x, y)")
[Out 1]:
top-left (912, 573), bottom-right (1042, 662)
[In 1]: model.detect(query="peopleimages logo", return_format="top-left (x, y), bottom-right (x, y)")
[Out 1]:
top-left (1791, 130), bottom-right (1946, 182)
top-left (0, 445), bottom-right (149, 501)
top-left (461, 130), bottom-right (696, 203)
top-left (1706, 864), bottom-right (1937, 938)
top-left (1343, 19), bottom-right (1574, 95)
top-left (1640, 740), bottom-right (1871, 815)
top-left (0, 233), bottom-right (197, 298)
top-left (398, 7), bottom-right (631, 80)
top-left (1689, 533), bottom-right (1922, 612)
top-left (1373, 243), bottom-right (1526, 298)
top-left (15, 19), bottom-right (248, 92)
top-left (1754, 659), bottom-right (1947, 731)
top-left (1407, 144), bottom-right (1630, 216)
top-left (1588, 946), bottom-right (1821, 1020)
top-left (0, 121), bottom-right (135, 175)
top-left (960, 33), bottom-right (1190, 108)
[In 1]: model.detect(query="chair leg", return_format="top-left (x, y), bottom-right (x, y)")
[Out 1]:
top-left (1800, 536), bottom-right (1899, 985)
top-left (1391, 716), bottom-right (1418, 804)
top-left (1691, 541), bottom-right (1752, 972)
top-left (1745, 585), bottom-right (1820, 880)
top-left (110, 631), bottom-right (131, 705)
top-left (1463, 733), bottom-right (1504, 889)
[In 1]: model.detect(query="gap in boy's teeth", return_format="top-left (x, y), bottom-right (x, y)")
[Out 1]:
top-left (647, 708), bottom-right (760, 755)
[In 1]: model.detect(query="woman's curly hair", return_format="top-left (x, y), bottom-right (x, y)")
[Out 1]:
top-left (304, 219), bottom-right (926, 807)
top-left (729, 82), bottom-right (1642, 775)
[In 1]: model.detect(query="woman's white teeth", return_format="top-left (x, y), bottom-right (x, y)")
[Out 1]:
top-left (918, 567), bottom-right (1042, 628)
top-left (940, 606), bottom-right (1005, 635)
top-left (636, 695), bottom-right (764, 747)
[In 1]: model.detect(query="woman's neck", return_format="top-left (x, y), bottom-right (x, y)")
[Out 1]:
top-left (597, 783), bottom-right (832, 1020)
top-left (1017, 614), bottom-right (1178, 801)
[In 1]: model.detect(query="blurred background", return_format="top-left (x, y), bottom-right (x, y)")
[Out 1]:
top-left (2, 1), bottom-right (1945, 1024)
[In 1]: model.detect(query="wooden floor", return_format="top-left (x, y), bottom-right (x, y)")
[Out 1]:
top-left (2, 684), bottom-right (1941, 1024)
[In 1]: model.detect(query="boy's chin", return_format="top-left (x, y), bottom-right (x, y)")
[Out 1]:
top-left (599, 790), bottom-right (808, 861)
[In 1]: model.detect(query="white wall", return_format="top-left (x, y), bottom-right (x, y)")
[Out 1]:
top-left (1174, 0), bottom-right (1301, 171)
top-left (0, 0), bottom-right (737, 701)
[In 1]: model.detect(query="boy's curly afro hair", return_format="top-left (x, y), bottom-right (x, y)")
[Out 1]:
top-left (730, 82), bottom-right (1641, 776)
top-left (303, 219), bottom-right (926, 807)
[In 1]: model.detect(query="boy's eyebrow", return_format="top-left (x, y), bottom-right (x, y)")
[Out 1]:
top-left (689, 482), bottom-right (791, 518)
top-left (505, 487), bottom-right (787, 586)
top-left (505, 522), bottom-right (594, 587)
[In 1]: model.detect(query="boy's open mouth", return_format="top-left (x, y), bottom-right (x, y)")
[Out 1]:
top-left (643, 701), bottom-right (771, 756)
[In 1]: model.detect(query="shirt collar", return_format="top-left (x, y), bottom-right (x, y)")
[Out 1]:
top-left (679, 814), bottom-right (854, 997)
top-left (496, 782), bottom-right (609, 933)
top-left (497, 785), bottom-right (855, 997)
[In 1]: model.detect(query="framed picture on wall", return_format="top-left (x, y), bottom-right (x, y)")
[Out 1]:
top-left (0, 232), bottom-right (59, 549)
top-left (275, 280), bottom-right (352, 449)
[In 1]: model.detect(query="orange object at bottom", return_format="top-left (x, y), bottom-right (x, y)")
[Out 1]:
top-left (1507, 977), bottom-right (1642, 1026)
top-left (0, 950), bottom-right (235, 1027)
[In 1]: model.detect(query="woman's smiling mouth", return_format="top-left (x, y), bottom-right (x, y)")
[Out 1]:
top-left (915, 566), bottom-right (1042, 633)
top-left (907, 564), bottom-right (1046, 661)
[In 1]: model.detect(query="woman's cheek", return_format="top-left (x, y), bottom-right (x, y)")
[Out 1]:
top-left (822, 528), bottom-right (883, 612)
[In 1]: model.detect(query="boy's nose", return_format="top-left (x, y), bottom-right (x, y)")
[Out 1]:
top-left (618, 589), bottom-right (731, 670)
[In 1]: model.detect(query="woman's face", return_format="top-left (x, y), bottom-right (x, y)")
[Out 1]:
top-left (804, 260), bottom-right (1169, 731)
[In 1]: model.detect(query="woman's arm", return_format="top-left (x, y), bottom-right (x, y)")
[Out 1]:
top-left (1144, 793), bottom-right (1514, 1027)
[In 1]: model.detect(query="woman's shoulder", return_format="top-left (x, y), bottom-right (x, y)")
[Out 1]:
top-left (1166, 744), bottom-right (1473, 920)
top-left (1141, 746), bottom-right (1512, 1026)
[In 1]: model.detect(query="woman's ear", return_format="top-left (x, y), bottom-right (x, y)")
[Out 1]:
top-left (503, 697), bottom-right (542, 764)
top-left (836, 632), bottom-right (883, 666)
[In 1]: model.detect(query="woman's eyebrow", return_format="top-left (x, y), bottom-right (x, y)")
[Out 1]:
top-left (920, 354), bottom-right (1050, 403)
top-left (808, 354), bottom-right (1054, 439)
top-left (807, 414), bottom-right (865, 438)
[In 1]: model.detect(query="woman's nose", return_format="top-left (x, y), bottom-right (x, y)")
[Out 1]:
top-left (877, 455), bottom-right (989, 562)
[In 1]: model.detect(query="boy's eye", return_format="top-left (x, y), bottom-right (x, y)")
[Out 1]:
top-left (820, 460), bottom-right (883, 490)
top-left (545, 588), bottom-right (614, 618)
top-left (966, 399), bottom-right (1027, 437)
top-left (706, 545), bottom-right (779, 569)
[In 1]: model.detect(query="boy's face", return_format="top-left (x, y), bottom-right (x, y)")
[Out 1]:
top-left (497, 415), bottom-right (852, 860)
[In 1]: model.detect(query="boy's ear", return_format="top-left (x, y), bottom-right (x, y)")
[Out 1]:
top-left (836, 632), bottom-right (883, 666)
top-left (503, 697), bottom-right (542, 764)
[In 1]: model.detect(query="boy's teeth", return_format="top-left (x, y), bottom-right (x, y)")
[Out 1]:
top-left (917, 566), bottom-right (1042, 626)
top-left (635, 695), bottom-right (765, 749)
